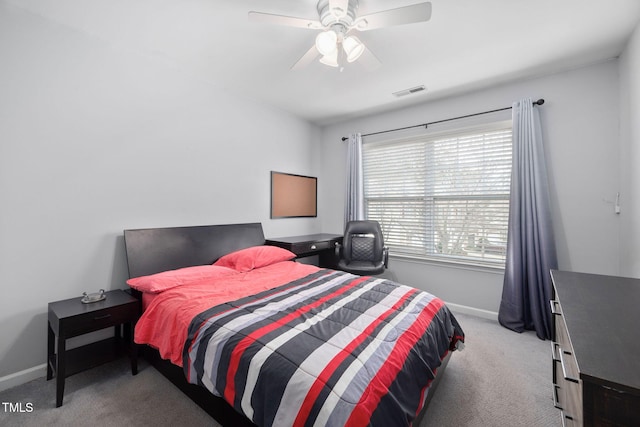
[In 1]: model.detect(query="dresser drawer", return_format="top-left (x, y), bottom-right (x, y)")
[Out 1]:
top-left (551, 300), bottom-right (570, 346)
top-left (563, 379), bottom-right (582, 425)
top-left (551, 297), bottom-right (583, 426)
top-left (557, 344), bottom-right (580, 386)
top-left (554, 382), bottom-right (580, 427)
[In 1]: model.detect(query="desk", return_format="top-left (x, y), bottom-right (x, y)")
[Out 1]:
top-left (265, 233), bottom-right (342, 268)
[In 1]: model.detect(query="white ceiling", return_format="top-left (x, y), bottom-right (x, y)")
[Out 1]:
top-left (7, 0), bottom-right (640, 125)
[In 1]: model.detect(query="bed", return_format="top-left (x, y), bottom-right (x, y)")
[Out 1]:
top-left (123, 223), bottom-right (464, 427)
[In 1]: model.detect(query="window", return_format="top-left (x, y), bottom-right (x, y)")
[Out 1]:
top-left (362, 122), bottom-right (512, 267)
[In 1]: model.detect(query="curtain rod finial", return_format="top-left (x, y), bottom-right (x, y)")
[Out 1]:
top-left (534, 99), bottom-right (545, 106)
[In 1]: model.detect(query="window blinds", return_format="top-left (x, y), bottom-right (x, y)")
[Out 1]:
top-left (362, 126), bottom-right (512, 266)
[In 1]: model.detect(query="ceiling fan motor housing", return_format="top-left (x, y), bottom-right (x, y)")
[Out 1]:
top-left (317, 0), bottom-right (359, 27)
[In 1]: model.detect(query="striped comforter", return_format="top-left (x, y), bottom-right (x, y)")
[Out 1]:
top-left (183, 269), bottom-right (464, 427)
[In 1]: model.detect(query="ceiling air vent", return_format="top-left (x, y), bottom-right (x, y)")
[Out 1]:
top-left (392, 85), bottom-right (426, 97)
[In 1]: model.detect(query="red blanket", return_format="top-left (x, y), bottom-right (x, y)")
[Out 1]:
top-left (134, 261), bottom-right (320, 366)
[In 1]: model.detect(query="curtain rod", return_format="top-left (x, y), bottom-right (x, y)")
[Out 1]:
top-left (340, 98), bottom-right (545, 141)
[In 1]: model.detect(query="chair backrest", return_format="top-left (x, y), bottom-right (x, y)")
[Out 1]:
top-left (342, 220), bottom-right (384, 263)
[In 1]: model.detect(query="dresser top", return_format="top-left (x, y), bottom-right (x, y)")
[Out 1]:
top-left (551, 270), bottom-right (640, 392)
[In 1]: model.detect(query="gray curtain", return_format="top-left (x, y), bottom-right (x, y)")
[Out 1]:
top-left (345, 133), bottom-right (364, 225)
top-left (499, 98), bottom-right (558, 340)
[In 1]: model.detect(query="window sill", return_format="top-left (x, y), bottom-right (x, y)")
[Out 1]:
top-left (389, 253), bottom-right (505, 275)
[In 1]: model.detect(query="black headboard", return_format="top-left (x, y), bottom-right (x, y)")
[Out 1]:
top-left (123, 223), bottom-right (265, 278)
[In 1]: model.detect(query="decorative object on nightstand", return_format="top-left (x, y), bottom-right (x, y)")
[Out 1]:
top-left (47, 289), bottom-right (140, 407)
top-left (81, 289), bottom-right (106, 303)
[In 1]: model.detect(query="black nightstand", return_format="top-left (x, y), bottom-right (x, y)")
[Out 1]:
top-left (47, 289), bottom-right (140, 407)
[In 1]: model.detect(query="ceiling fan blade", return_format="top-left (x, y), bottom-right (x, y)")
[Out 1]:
top-left (329, 0), bottom-right (350, 19)
top-left (358, 46), bottom-right (382, 71)
top-left (354, 2), bottom-right (432, 31)
top-left (291, 45), bottom-right (320, 70)
top-left (248, 11), bottom-right (323, 30)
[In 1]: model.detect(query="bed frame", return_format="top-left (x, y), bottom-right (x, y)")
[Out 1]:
top-left (123, 222), bottom-right (449, 427)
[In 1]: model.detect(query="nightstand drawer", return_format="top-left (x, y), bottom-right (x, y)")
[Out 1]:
top-left (61, 303), bottom-right (137, 337)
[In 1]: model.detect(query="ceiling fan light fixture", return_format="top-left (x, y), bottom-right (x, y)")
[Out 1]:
top-left (343, 35), bottom-right (364, 62)
top-left (315, 30), bottom-right (338, 56)
top-left (319, 50), bottom-right (339, 67)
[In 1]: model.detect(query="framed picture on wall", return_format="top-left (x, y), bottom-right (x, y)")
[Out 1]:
top-left (270, 171), bottom-right (317, 218)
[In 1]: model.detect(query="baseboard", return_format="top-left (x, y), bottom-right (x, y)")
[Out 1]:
top-left (0, 364), bottom-right (46, 393)
top-left (445, 302), bottom-right (499, 321)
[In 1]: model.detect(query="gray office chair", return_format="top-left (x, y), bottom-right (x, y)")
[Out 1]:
top-left (335, 220), bottom-right (389, 275)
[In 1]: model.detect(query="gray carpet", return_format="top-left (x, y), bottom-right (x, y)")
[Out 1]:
top-left (0, 312), bottom-right (559, 426)
top-left (421, 313), bottom-right (559, 427)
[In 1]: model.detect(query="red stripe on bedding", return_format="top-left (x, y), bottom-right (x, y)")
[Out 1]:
top-left (292, 287), bottom-right (418, 427)
top-left (344, 297), bottom-right (445, 427)
top-left (223, 275), bottom-right (370, 404)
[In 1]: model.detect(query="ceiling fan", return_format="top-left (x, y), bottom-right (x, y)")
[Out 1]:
top-left (248, 0), bottom-right (432, 71)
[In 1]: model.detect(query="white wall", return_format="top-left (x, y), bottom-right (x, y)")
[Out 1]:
top-left (318, 60), bottom-right (623, 313)
top-left (619, 22), bottom-right (640, 277)
top-left (0, 4), bottom-right (320, 379)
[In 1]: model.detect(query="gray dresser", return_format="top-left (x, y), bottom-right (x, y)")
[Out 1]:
top-left (550, 270), bottom-right (640, 426)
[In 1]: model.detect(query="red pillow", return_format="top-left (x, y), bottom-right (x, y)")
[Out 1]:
top-left (213, 245), bottom-right (296, 272)
top-left (127, 265), bottom-right (236, 293)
